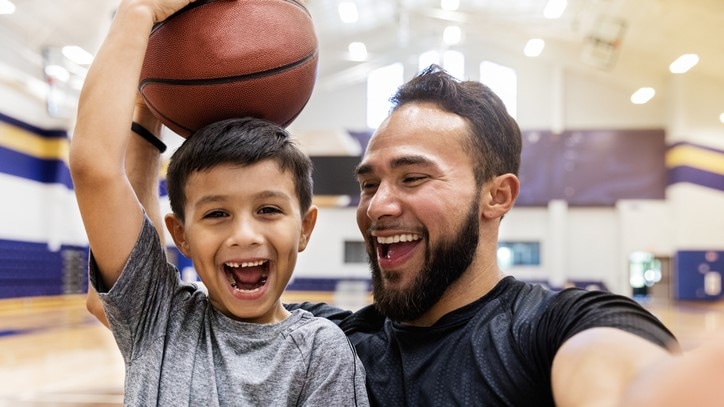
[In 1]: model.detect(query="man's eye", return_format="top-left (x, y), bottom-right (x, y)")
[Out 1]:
top-left (403, 175), bottom-right (427, 184)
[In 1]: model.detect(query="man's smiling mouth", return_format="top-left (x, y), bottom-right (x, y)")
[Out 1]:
top-left (376, 234), bottom-right (421, 259)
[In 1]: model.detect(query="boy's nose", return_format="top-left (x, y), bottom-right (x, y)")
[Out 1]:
top-left (227, 218), bottom-right (264, 247)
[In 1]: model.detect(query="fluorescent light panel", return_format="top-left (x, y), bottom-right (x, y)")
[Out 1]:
top-left (44, 64), bottom-right (70, 82)
top-left (338, 2), bottom-right (358, 23)
top-left (543, 0), bottom-right (567, 19)
top-left (441, 0), bottom-right (460, 11)
top-left (524, 39), bottom-right (545, 57)
top-left (348, 42), bottom-right (367, 61)
top-left (631, 87), bottom-right (655, 104)
top-left (669, 53), bottom-right (699, 74)
top-left (0, 0), bottom-right (16, 14)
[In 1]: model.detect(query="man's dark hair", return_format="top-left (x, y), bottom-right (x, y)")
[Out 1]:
top-left (390, 64), bottom-right (522, 183)
top-left (166, 117), bottom-right (313, 221)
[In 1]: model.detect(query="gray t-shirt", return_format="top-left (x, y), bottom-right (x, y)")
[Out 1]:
top-left (91, 216), bottom-right (368, 406)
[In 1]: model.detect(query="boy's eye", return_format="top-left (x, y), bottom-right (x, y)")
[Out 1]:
top-left (203, 210), bottom-right (227, 219)
top-left (259, 206), bottom-right (282, 215)
top-left (359, 180), bottom-right (378, 191)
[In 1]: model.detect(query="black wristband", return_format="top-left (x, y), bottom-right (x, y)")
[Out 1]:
top-left (131, 121), bottom-right (167, 153)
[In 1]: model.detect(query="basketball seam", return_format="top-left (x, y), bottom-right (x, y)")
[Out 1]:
top-left (140, 92), bottom-right (194, 135)
top-left (139, 53), bottom-right (317, 134)
top-left (138, 51), bottom-right (318, 87)
top-left (285, 0), bottom-right (312, 17)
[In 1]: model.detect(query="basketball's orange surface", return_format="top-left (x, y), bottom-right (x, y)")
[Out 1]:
top-left (139, 0), bottom-right (318, 137)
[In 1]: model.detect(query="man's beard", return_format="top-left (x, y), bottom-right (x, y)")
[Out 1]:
top-left (368, 192), bottom-right (480, 323)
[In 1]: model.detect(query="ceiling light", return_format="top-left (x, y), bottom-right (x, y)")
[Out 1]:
top-left (630, 87), bottom-right (655, 104)
top-left (719, 113), bottom-right (724, 124)
top-left (44, 65), bottom-right (70, 82)
top-left (443, 26), bottom-right (462, 45)
top-left (338, 2), bottom-right (358, 24)
top-left (524, 39), bottom-right (545, 57)
top-left (441, 0), bottom-right (460, 11)
top-left (0, 0), bottom-right (16, 14)
top-left (348, 42), bottom-right (367, 61)
top-left (669, 53), bottom-right (699, 74)
top-left (543, 0), bottom-right (567, 19)
top-left (62, 45), bottom-right (94, 65)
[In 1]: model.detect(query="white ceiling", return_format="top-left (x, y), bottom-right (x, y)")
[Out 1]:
top-left (1, 0), bottom-right (723, 104)
top-left (305, 0), bottom-right (724, 90)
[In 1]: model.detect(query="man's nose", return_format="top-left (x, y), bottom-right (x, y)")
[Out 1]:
top-left (365, 182), bottom-right (402, 221)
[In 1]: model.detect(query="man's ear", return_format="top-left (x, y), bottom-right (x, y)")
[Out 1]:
top-left (482, 173), bottom-right (520, 220)
top-left (298, 205), bottom-right (318, 252)
top-left (165, 214), bottom-right (190, 257)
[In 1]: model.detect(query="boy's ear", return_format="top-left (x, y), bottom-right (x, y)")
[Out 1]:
top-left (165, 214), bottom-right (190, 257)
top-left (298, 205), bottom-right (318, 252)
top-left (482, 174), bottom-right (519, 220)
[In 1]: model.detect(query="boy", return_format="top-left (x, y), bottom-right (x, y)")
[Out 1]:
top-left (69, 0), bottom-right (368, 405)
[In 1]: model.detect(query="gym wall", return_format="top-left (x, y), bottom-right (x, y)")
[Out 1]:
top-left (1, 52), bottom-right (724, 299)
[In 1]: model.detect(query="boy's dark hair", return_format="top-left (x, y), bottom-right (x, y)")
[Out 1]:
top-left (390, 64), bottom-right (522, 184)
top-left (166, 117), bottom-right (313, 221)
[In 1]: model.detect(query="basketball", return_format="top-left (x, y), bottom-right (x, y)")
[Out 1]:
top-left (139, 0), bottom-right (318, 138)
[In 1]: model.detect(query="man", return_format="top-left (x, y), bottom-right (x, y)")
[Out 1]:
top-left (90, 65), bottom-right (724, 406)
top-left (298, 65), bottom-right (676, 406)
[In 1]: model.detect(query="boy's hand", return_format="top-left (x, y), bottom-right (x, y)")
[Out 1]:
top-left (126, 0), bottom-right (196, 24)
top-left (134, 91), bottom-right (160, 130)
top-left (151, 0), bottom-right (196, 23)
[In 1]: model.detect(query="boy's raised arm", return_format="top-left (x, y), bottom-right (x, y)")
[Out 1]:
top-left (85, 105), bottom-right (164, 328)
top-left (70, 0), bottom-right (192, 290)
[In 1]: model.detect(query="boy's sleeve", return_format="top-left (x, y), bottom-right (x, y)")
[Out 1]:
top-left (89, 215), bottom-right (179, 361)
top-left (284, 301), bottom-right (354, 323)
top-left (299, 318), bottom-right (370, 406)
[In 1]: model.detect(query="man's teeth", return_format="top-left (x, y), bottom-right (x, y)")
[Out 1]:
top-left (225, 260), bottom-right (267, 268)
top-left (376, 234), bottom-right (421, 244)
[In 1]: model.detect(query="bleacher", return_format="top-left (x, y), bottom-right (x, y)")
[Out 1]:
top-left (0, 239), bottom-right (88, 298)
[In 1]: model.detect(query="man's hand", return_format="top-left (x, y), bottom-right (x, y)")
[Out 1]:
top-left (619, 334), bottom-right (724, 406)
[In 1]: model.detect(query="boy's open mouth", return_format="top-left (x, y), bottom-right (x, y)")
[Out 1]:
top-left (224, 260), bottom-right (269, 292)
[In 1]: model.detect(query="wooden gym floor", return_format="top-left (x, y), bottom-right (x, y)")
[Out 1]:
top-left (1, 292), bottom-right (722, 406)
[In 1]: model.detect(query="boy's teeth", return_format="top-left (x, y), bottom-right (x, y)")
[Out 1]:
top-left (224, 261), bottom-right (269, 292)
top-left (225, 260), bottom-right (266, 268)
top-left (376, 234), bottom-right (421, 244)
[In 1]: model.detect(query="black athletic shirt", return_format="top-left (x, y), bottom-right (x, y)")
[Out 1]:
top-left (289, 276), bottom-right (676, 406)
